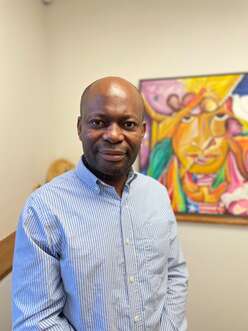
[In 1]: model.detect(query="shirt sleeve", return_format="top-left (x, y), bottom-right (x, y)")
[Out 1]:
top-left (161, 191), bottom-right (189, 331)
top-left (12, 197), bottom-right (75, 331)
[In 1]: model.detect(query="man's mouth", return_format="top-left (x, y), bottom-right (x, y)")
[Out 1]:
top-left (99, 150), bottom-right (126, 162)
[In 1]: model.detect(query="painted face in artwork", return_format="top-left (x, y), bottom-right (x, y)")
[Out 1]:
top-left (172, 98), bottom-right (231, 174)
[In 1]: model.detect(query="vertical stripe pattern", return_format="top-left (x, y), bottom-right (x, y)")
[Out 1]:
top-left (12, 159), bottom-right (188, 330)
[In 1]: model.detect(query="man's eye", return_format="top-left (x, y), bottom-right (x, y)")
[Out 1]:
top-left (89, 119), bottom-right (105, 128)
top-left (123, 121), bottom-right (137, 129)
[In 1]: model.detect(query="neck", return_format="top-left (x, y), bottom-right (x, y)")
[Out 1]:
top-left (82, 156), bottom-right (128, 196)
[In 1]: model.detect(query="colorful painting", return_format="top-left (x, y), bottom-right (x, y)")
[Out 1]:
top-left (139, 73), bottom-right (248, 224)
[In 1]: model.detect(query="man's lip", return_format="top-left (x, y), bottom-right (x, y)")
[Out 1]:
top-left (99, 150), bottom-right (126, 155)
top-left (99, 150), bottom-right (126, 161)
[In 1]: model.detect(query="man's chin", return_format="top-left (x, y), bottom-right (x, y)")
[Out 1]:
top-left (99, 153), bottom-right (127, 162)
top-left (84, 156), bottom-right (132, 180)
top-left (100, 164), bottom-right (129, 177)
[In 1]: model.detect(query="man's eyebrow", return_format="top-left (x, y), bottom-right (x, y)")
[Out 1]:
top-left (85, 112), bottom-right (107, 118)
top-left (121, 115), bottom-right (140, 120)
top-left (86, 112), bottom-right (140, 118)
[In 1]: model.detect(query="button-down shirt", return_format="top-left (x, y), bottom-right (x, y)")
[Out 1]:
top-left (12, 159), bottom-right (188, 330)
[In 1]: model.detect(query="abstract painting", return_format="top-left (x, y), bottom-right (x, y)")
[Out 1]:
top-left (139, 73), bottom-right (248, 224)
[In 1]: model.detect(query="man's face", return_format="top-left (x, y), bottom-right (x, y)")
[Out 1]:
top-left (77, 83), bottom-right (146, 179)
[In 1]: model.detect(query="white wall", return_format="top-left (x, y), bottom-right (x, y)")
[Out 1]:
top-left (1, 0), bottom-right (248, 330)
top-left (46, 1), bottom-right (248, 331)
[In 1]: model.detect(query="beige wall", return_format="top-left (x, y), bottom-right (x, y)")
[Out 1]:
top-left (0, 0), bottom-right (54, 239)
top-left (0, 0), bottom-right (51, 328)
top-left (1, 0), bottom-right (248, 330)
top-left (46, 1), bottom-right (248, 330)
top-left (45, 0), bottom-right (248, 160)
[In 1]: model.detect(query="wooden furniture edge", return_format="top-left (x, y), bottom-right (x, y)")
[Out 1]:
top-left (0, 232), bottom-right (16, 280)
top-left (176, 213), bottom-right (248, 225)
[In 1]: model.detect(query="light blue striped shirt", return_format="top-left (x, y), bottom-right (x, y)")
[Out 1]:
top-left (12, 159), bottom-right (188, 330)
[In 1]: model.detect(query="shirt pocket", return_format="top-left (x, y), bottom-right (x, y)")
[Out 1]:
top-left (145, 218), bottom-right (170, 267)
top-left (135, 218), bottom-right (170, 275)
top-left (135, 218), bottom-right (170, 300)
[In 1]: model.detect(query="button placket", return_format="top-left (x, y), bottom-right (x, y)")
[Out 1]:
top-left (120, 192), bottom-right (144, 329)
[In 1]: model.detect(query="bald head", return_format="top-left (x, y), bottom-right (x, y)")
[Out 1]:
top-left (77, 76), bottom-right (146, 190)
top-left (80, 76), bottom-right (145, 120)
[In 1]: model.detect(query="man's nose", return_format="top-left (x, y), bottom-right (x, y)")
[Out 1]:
top-left (102, 123), bottom-right (124, 143)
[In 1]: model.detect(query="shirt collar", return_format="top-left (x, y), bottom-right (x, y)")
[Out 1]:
top-left (75, 157), bottom-right (137, 193)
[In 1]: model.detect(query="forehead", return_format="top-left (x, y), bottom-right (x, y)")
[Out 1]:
top-left (84, 91), bottom-right (143, 120)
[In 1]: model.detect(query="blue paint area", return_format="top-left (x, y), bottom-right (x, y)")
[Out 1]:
top-left (233, 74), bottom-right (248, 96)
top-left (140, 168), bottom-right (148, 175)
top-left (187, 200), bottom-right (199, 213)
top-left (192, 174), bottom-right (198, 183)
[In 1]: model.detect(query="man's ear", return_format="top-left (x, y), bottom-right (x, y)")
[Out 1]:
top-left (141, 121), bottom-right (146, 138)
top-left (77, 116), bottom-right (82, 137)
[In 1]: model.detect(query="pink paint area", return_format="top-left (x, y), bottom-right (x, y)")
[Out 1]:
top-left (221, 153), bottom-right (248, 214)
top-left (226, 152), bottom-right (244, 193)
top-left (140, 140), bottom-right (150, 169)
top-left (139, 123), bottom-right (150, 169)
top-left (228, 199), bottom-right (248, 215)
top-left (226, 118), bottom-right (242, 136)
top-left (140, 80), bottom-right (185, 115)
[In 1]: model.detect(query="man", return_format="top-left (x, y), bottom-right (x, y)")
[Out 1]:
top-left (12, 77), bottom-right (188, 330)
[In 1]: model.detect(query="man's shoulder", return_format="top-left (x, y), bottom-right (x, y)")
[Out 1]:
top-left (134, 172), bottom-right (169, 200)
top-left (135, 172), bottom-right (166, 191)
top-left (27, 169), bottom-right (79, 206)
top-left (132, 172), bottom-right (173, 212)
top-left (37, 169), bottom-right (76, 191)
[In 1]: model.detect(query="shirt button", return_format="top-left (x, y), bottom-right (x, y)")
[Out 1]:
top-left (134, 315), bottom-right (141, 323)
top-left (129, 276), bottom-right (135, 283)
top-left (125, 238), bottom-right (130, 245)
